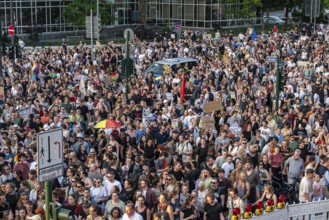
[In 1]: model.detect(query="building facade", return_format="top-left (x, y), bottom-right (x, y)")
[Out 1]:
top-left (0, 0), bottom-right (258, 35)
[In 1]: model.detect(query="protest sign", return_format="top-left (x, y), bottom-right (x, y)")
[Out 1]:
top-left (0, 86), bottom-right (4, 99)
top-left (19, 107), bottom-right (32, 118)
top-left (204, 100), bottom-right (223, 113)
top-left (201, 116), bottom-right (215, 130)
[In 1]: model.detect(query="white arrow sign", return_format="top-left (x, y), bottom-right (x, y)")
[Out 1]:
top-left (37, 129), bottom-right (63, 182)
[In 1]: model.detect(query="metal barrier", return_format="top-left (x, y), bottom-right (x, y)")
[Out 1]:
top-left (246, 199), bottom-right (329, 220)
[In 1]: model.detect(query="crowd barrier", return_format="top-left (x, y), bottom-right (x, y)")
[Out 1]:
top-left (244, 199), bottom-right (329, 220)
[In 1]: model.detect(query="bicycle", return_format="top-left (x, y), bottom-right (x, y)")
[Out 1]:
top-left (272, 175), bottom-right (300, 204)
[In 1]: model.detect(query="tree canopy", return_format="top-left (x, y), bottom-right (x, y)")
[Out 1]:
top-left (64, 0), bottom-right (115, 27)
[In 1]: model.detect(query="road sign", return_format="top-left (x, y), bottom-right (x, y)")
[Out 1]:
top-left (305, 0), bottom-right (321, 17)
top-left (124, 28), bottom-right (134, 40)
top-left (37, 129), bottom-right (63, 182)
top-left (85, 16), bottom-right (101, 39)
top-left (8, 25), bottom-right (14, 36)
top-left (267, 56), bottom-right (277, 63)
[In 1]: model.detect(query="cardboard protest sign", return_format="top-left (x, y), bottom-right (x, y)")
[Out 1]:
top-left (204, 100), bottom-right (223, 113)
top-left (258, 86), bottom-right (267, 93)
top-left (89, 65), bottom-right (97, 71)
top-left (297, 61), bottom-right (309, 67)
top-left (171, 119), bottom-right (179, 129)
top-left (222, 56), bottom-right (230, 65)
top-left (201, 116), bottom-right (215, 130)
top-left (0, 86), bottom-right (4, 99)
top-left (96, 41), bottom-right (101, 48)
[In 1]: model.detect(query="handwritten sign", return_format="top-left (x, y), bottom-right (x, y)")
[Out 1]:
top-left (258, 86), bottom-right (267, 93)
top-left (0, 86), bottom-right (4, 99)
top-left (89, 65), bottom-right (97, 71)
top-left (166, 93), bottom-right (173, 101)
top-left (171, 119), bottom-right (179, 129)
top-left (201, 116), bottom-right (215, 130)
top-left (297, 61), bottom-right (309, 67)
top-left (222, 56), bottom-right (230, 65)
top-left (19, 107), bottom-right (33, 119)
top-left (142, 107), bottom-right (150, 119)
top-left (96, 41), bottom-right (101, 48)
top-left (204, 100), bottom-right (223, 113)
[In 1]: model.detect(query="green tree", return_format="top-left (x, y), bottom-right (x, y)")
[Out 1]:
top-left (64, 0), bottom-right (115, 27)
top-left (223, 0), bottom-right (262, 19)
top-left (324, 0), bottom-right (329, 8)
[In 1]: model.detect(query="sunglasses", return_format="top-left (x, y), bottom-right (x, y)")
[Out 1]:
top-left (211, 182), bottom-right (218, 184)
top-left (166, 178), bottom-right (172, 181)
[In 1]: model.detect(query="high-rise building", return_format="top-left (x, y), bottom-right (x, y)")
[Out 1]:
top-left (0, 0), bottom-right (258, 34)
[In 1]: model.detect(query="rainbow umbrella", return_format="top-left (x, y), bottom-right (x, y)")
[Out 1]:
top-left (94, 119), bottom-right (121, 128)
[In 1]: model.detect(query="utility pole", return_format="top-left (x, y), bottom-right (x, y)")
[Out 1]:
top-left (275, 57), bottom-right (280, 111)
top-left (0, 19), bottom-right (2, 76)
top-left (125, 31), bottom-right (130, 101)
top-left (313, 0), bottom-right (317, 33)
top-left (10, 0), bottom-right (15, 66)
top-left (122, 28), bottom-right (134, 102)
top-left (90, 9), bottom-right (94, 61)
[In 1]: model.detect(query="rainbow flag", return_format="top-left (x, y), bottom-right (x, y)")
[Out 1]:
top-left (31, 62), bottom-right (40, 81)
top-left (110, 72), bottom-right (118, 81)
top-left (14, 153), bottom-right (18, 163)
top-left (106, 67), bottom-right (118, 81)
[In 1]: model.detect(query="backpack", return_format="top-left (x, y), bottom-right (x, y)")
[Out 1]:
top-left (208, 92), bottom-right (214, 101)
top-left (128, 172), bottom-right (140, 190)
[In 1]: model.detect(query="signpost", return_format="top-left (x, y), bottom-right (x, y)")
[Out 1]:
top-left (38, 129), bottom-right (63, 220)
top-left (267, 56), bottom-right (280, 111)
top-left (123, 28), bottom-right (134, 101)
top-left (8, 25), bottom-right (15, 66)
top-left (175, 23), bottom-right (182, 39)
top-left (8, 25), bottom-right (14, 36)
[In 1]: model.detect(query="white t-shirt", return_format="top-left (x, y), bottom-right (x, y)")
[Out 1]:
top-left (122, 212), bottom-right (143, 220)
top-left (259, 127), bottom-right (271, 142)
top-left (299, 176), bottom-right (312, 203)
top-left (221, 162), bottom-right (234, 179)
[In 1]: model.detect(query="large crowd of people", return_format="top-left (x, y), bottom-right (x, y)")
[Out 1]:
top-left (0, 22), bottom-right (328, 220)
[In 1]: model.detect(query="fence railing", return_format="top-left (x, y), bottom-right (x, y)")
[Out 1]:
top-left (247, 199), bottom-right (329, 220)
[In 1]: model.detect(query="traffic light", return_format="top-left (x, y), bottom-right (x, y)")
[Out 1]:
top-left (121, 58), bottom-right (134, 76)
top-left (56, 207), bottom-right (74, 220)
top-left (280, 71), bottom-right (287, 91)
top-left (1, 43), bottom-right (6, 56)
top-left (8, 46), bottom-right (14, 59)
top-left (15, 44), bottom-right (21, 58)
top-left (51, 205), bottom-right (74, 220)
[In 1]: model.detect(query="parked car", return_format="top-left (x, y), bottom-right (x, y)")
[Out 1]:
top-left (143, 58), bottom-right (199, 79)
top-left (263, 16), bottom-right (285, 24)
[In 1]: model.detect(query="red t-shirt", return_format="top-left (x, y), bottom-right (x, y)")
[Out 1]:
top-left (269, 153), bottom-right (282, 167)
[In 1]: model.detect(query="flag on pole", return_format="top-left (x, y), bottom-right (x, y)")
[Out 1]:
top-left (180, 73), bottom-right (186, 100)
top-left (324, 9), bottom-right (329, 14)
top-left (251, 28), bottom-right (258, 40)
top-left (13, 152), bottom-right (18, 163)
top-left (31, 62), bottom-right (40, 81)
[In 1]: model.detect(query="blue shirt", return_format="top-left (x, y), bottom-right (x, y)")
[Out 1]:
top-left (73, 141), bottom-right (90, 154)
